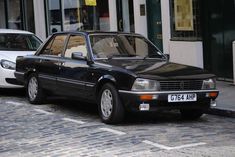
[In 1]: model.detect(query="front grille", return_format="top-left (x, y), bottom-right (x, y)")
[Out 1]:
top-left (160, 80), bottom-right (203, 91)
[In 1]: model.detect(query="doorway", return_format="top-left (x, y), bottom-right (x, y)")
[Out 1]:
top-left (146, 0), bottom-right (163, 51)
top-left (202, 0), bottom-right (234, 79)
top-left (116, 0), bottom-right (134, 32)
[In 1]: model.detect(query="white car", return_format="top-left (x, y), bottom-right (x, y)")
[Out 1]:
top-left (0, 29), bottom-right (42, 88)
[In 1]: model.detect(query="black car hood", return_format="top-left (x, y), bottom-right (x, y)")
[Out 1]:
top-left (96, 59), bottom-right (215, 80)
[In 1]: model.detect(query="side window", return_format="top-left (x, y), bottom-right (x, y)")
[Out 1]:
top-left (50, 35), bottom-right (67, 56)
top-left (40, 35), bottom-right (67, 56)
top-left (64, 35), bottom-right (88, 58)
top-left (40, 37), bottom-right (54, 55)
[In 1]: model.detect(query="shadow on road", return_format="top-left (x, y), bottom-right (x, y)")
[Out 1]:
top-left (0, 88), bottom-right (26, 97)
top-left (45, 98), bottom-right (209, 125)
top-left (0, 88), bottom-right (209, 125)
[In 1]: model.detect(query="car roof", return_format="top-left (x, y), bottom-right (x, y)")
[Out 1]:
top-left (0, 29), bottom-right (33, 35)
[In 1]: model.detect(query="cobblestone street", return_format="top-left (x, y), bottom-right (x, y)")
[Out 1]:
top-left (0, 89), bottom-right (235, 157)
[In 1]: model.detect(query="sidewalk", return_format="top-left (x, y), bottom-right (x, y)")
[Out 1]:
top-left (207, 81), bottom-right (235, 118)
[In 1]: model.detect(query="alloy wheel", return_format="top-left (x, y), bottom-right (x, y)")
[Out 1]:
top-left (28, 76), bottom-right (38, 101)
top-left (101, 89), bottom-right (113, 118)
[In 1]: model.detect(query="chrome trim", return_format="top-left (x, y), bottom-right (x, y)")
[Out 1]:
top-left (85, 84), bottom-right (95, 87)
top-left (118, 89), bottom-right (219, 95)
top-left (57, 77), bottom-right (84, 86)
top-left (39, 74), bottom-right (56, 80)
top-left (38, 74), bottom-right (95, 87)
top-left (57, 77), bottom-right (95, 87)
top-left (14, 71), bottom-right (24, 75)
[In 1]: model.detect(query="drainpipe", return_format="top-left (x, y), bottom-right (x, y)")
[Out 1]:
top-left (233, 41), bottom-right (235, 84)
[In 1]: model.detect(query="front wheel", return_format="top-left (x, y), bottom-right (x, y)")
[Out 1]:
top-left (98, 83), bottom-right (125, 124)
top-left (180, 109), bottom-right (204, 120)
top-left (26, 73), bottom-right (45, 104)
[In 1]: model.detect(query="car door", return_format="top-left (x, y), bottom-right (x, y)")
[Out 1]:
top-left (36, 34), bottom-right (68, 93)
top-left (57, 34), bottom-right (93, 99)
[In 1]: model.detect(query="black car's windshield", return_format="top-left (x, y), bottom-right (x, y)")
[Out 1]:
top-left (0, 34), bottom-right (42, 51)
top-left (89, 34), bottom-right (164, 59)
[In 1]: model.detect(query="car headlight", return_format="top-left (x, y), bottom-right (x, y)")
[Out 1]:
top-left (202, 78), bottom-right (216, 90)
top-left (0, 60), bottom-right (16, 70)
top-left (132, 78), bottom-right (160, 91)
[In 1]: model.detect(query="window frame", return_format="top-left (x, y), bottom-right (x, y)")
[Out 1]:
top-left (169, 0), bottom-right (202, 41)
top-left (38, 34), bottom-right (68, 57)
top-left (63, 33), bottom-right (89, 59)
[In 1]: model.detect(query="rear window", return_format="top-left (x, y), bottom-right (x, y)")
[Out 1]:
top-left (0, 33), bottom-right (42, 51)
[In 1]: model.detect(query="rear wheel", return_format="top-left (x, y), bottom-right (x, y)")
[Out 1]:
top-left (26, 73), bottom-right (45, 104)
top-left (98, 83), bottom-right (125, 124)
top-left (180, 109), bottom-right (204, 120)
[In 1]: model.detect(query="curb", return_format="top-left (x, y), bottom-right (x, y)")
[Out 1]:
top-left (206, 108), bottom-right (235, 118)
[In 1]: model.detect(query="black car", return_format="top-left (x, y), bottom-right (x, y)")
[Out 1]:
top-left (15, 32), bottom-right (219, 124)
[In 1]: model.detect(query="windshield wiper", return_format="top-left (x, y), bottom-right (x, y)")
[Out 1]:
top-left (143, 54), bottom-right (166, 60)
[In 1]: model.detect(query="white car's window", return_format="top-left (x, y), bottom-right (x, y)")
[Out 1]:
top-left (0, 34), bottom-right (42, 51)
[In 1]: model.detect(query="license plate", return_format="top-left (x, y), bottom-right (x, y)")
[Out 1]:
top-left (168, 93), bottom-right (197, 102)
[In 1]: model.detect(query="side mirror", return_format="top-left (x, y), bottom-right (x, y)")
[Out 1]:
top-left (72, 52), bottom-right (86, 60)
top-left (165, 54), bottom-right (170, 60)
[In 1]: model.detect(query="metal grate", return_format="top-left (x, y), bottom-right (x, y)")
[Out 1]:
top-left (160, 80), bottom-right (203, 91)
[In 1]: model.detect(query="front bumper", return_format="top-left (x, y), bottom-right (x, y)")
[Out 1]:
top-left (119, 90), bottom-right (219, 112)
top-left (0, 67), bottom-right (23, 88)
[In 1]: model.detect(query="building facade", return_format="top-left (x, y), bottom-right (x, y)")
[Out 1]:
top-left (165, 0), bottom-right (234, 80)
top-left (0, 0), bottom-right (35, 32)
top-left (0, 0), bottom-right (234, 81)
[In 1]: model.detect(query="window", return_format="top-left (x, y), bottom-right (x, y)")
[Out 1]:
top-left (40, 35), bottom-right (67, 56)
top-left (47, 0), bottom-right (62, 34)
top-left (0, 1), bottom-right (6, 28)
top-left (50, 35), bottom-right (67, 56)
top-left (24, 0), bottom-right (35, 33)
top-left (7, 0), bottom-right (22, 30)
top-left (90, 35), bottom-right (163, 59)
top-left (0, 34), bottom-right (42, 51)
top-left (40, 38), bottom-right (54, 55)
top-left (170, 0), bottom-right (202, 40)
top-left (64, 35), bottom-right (87, 58)
top-left (46, 0), bottom-right (110, 34)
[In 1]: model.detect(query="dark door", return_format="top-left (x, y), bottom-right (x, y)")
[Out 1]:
top-left (147, 0), bottom-right (163, 51)
top-left (202, 0), bottom-right (234, 79)
top-left (37, 34), bottom-right (67, 92)
top-left (58, 34), bottom-right (94, 99)
top-left (116, 0), bottom-right (135, 32)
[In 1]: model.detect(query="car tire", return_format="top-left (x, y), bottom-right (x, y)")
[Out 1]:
top-left (26, 73), bottom-right (45, 104)
top-left (180, 109), bottom-right (204, 120)
top-left (98, 83), bottom-right (125, 124)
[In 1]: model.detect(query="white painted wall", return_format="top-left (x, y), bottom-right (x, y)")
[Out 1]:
top-left (133, 0), bottom-right (148, 37)
top-left (169, 41), bottom-right (204, 68)
top-left (108, 0), bottom-right (118, 31)
top-left (160, 0), bottom-right (204, 69)
top-left (33, 0), bottom-right (47, 41)
top-left (161, 0), bottom-right (171, 54)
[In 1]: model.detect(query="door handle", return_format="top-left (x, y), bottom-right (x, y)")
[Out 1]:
top-left (118, 19), bottom-right (123, 31)
top-left (156, 21), bottom-right (162, 25)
